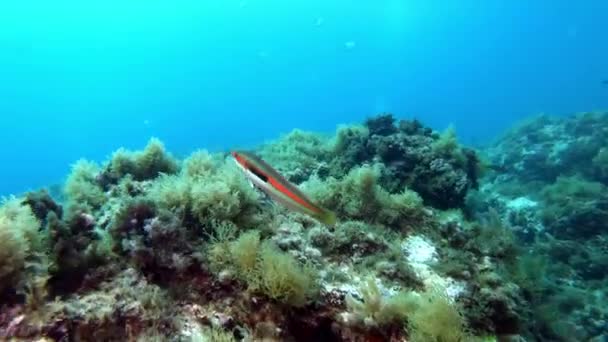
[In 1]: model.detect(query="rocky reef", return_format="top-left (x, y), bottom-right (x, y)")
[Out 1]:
top-left (0, 112), bottom-right (605, 341)
top-left (474, 111), bottom-right (608, 341)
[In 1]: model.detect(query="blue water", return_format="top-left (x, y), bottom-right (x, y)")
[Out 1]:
top-left (1, 1), bottom-right (607, 196)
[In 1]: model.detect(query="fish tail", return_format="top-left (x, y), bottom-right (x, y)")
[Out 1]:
top-left (316, 208), bottom-right (337, 226)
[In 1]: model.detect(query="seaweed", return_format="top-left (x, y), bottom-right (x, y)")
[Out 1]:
top-left (7, 112), bottom-right (605, 341)
top-left (207, 228), bottom-right (319, 307)
top-left (343, 277), bottom-right (418, 329)
top-left (104, 138), bottom-right (179, 184)
top-left (250, 241), bottom-right (318, 307)
top-left (304, 164), bottom-right (428, 231)
top-left (407, 288), bottom-right (471, 342)
top-left (0, 198), bottom-right (45, 296)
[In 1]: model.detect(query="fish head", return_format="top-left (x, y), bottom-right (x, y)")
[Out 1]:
top-left (231, 151), bottom-right (247, 167)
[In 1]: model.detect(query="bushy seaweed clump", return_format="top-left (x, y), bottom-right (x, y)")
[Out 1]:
top-left (341, 278), bottom-right (474, 342)
top-left (100, 137), bottom-right (179, 185)
top-left (407, 289), bottom-right (472, 342)
top-left (332, 114), bottom-right (481, 209)
top-left (63, 159), bottom-right (107, 219)
top-left (0, 198), bottom-right (45, 296)
top-left (303, 164), bottom-right (428, 232)
top-left (46, 160), bottom-right (115, 293)
top-left (342, 277), bottom-right (418, 329)
top-left (258, 129), bottom-right (332, 183)
top-left (257, 113), bottom-right (482, 210)
top-left (147, 150), bottom-right (262, 227)
top-left (207, 228), bottom-right (319, 307)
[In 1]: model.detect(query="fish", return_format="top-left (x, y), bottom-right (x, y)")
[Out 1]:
top-left (231, 151), bottom-right (337, 226)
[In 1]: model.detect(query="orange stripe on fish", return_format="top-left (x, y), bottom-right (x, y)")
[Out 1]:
top-left (267, 176), bottom-right (320, 214)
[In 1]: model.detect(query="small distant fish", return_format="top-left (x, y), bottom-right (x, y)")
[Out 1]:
top-left (314, 17), bottom-right (324, 27)
top-left (602, 79), bottom-right (608, 86)
top-left (232, 151), bottom-right (337, 226)
top-left (344, 41), bottom-right (356, 49)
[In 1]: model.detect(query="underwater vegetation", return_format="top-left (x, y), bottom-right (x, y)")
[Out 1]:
top-left (476, 111), bottom-right (608, 341)
top-left (0, 112), bottom-right (606, 341)
top-left (260, 114), bottom-right (482, 210)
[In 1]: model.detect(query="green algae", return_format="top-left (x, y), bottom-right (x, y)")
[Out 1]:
top-left (483, 111), bottom-right (608, 340)
top-left (207, 228), bottom-right (319, 308)
top-left (0, 198), bottom-right (45, 294)
top-left (0, 114), bottom-right (572, 341)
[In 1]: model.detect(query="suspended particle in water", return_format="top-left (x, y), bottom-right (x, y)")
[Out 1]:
top-left (344, 41), bottom-right (356, 50)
